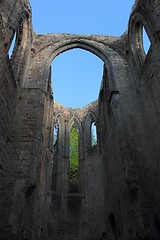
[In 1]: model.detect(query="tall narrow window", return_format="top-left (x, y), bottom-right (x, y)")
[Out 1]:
top-left (142, 27), bottom-right (151, 55)
top-left (53, 121), bottom-right (59, 145)
top-left (69, 125), bottom-right (79, 193)
top-left (91, 121), bottom-right (97, 146)
top-left (9, 32), bottom-right (17, 59)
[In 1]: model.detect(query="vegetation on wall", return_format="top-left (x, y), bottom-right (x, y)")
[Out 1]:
top-left (69, 125), bottom-right (79, 193)
top-left (69, 123), bottom-right (97, 193)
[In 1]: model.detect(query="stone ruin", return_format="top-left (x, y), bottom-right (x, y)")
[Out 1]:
top-left (0, 0), bottom-right (160, 239)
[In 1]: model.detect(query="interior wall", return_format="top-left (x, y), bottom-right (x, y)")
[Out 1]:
top-left (130, 1), bottom-right (160, 238)
top-left (99, 1), bottom-right (160, 239)
top-left (0, 0), bottom-right (160, 240)
top-left (48, 102), bottom-right (106, 240)
top-left (0, 0), bottom-right (32, 187)
top-left (0, 16), bottom-right (17, 185)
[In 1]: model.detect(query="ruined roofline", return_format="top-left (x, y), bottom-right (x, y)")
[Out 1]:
top-left (54, 99), bottom-right (98, 110)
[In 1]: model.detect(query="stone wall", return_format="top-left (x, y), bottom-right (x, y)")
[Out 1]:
top-left (0, 0), bottom-right (32, 185)
top-left (129, 0), bottom-right (160, 238)
top-left (48, 102), bottom-right (106, 240)
top-left (0, 89), bottom-right (49, 239)
top-left (0, 0), bottom-right (160, 239)
top-left (0, 21), bottom-right (17, 185)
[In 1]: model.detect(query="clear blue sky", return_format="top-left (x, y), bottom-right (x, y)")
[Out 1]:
top-left (29, 0), bottom-right (150, 108)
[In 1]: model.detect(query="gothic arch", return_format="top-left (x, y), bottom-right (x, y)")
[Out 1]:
top-left (47, 39), bottom-right (108, 64)
top-left (65, 116), bottom-right (82, 158)
top-left (129, 11), bottom-right (152, 69)
top-left (47, 39), bottom-right (111, 92)
top-left (67, 116), bottom-right (82, 193)
top-left (85, 111), bottom-right (98, 149)
top-left (54, 113), bottom-right (64, 123)
top-left (54, 113), bottom-right (65, 131)
top-left (48, 40), bottom-right (114, 98)
top-left (26, 36), bottom-right (119, 92)
top-left (68, 115), bottom-right (81, 133)
top-left (9, 9), bottom-right (32, 85)
top-left (85, 111), bottom-right (97, 126)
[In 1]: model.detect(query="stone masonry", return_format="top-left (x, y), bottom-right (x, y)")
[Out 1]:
top-left (0, 0), bottom-right (160, 239)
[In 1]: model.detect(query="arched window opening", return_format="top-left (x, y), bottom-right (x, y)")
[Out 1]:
top-left (53, 120), bottom-right (59, 145)
top-left (109, 213), bottom-right (117, 239)
top-left (91, 121), bottom-right (97, 146)
top-left (9, 32), bottom-right (17, 59)
top-left (142, 26), bottom-right (151, 55)
top-left (130, 16), bottom-right (152, 68)
top-left (69, 124), bottom-right (79, 193)
top-left (51, 49), bottom-right (103, 108)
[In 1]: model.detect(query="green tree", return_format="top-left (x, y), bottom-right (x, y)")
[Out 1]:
top-left (69, 123), bottom-right (97, 192)
top-left (69, 126), bottom-right (79, 192)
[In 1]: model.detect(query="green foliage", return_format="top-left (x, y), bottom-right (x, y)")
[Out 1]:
top-left (69, 126), bottom-right (79, 192)
top-left (69, 123), bottom-right (97, 192)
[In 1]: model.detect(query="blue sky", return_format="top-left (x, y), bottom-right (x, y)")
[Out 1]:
top-left (30, 1), bottom-right (135, 36)
top-left (29, 0), bottom-right (145, 108)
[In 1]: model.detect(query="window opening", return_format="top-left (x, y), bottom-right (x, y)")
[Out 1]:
top-left (53, 120), bottom-right (59, 145)
top-left (51, 49), bottom-right (103, 108)
top-left (9, 32), bottom-right (17, 59)
top-left (69, 124), bottom-right (79, 193)
top-left (109, 213), bottom-right (117, 239)
top-left (142, 26), bottom-right (151, 55)
top-left (102, 232), bottom-right (107, 239)
top-left (91, 121), bottom-right (97, 146)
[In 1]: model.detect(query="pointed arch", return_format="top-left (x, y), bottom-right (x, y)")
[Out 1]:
top-left (25, 35), bottom-right (117, 93)
top-left (67, 115), bottom-right (83, 158)
top-left (54, 113), bottom-right (65, 126)
top-left (51, 48), bottom-right (104, 108)
top-left (129, 11), bottom-right (152, 69)
top-left (8, 10), bottom-right (32, 85)
top-left (43, 39), bottom-right (108, 64)
top-left (66, 116), bottom-right (82, 193)
top-left (85, 111), bottom-right (98, 148)
top-left (68, 115), bottom-right (81, 133)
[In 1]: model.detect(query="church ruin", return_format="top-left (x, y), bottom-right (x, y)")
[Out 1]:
top-left (0, 0), bottom-right (160, 239)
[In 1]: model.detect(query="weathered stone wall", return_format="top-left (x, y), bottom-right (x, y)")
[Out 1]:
top-left (48, 102), bottom-right (106, 240)
top-left (98, 1), bottom-right (160, 239)
top-left (0, 1), bottom-right (46, 239)
top-left (128, 0), bottom-right (160, 238)
top-left (0, 89), bottom-right (46, 239)
top-left (0, 0), bottom-right (32, 185)
top-left (1, 0), bottom-right (160, 239)
top-left (0, 0), bottom-right (32, 86)
top-left (0, 0), bottom-right (29, 188)
top-left (99, 51), bottom-right (148, 240)
top-left (0, 21), bottom-right (17, 186)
